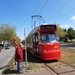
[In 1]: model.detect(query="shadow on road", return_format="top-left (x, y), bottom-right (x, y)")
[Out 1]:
top-left (0, 66), bottom-right (5, 70)
top-left (2, 65), bottom-right (17, 74)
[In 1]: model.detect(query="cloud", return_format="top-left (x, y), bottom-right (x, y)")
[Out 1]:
top-left (59, 24), bottom-right (69, 29)
top-left (64, 25), bottom-right (69, 27)
top-left (59, 25), bottom-right (63, 28)
top-left (70, 16), bottom-right (75, 20)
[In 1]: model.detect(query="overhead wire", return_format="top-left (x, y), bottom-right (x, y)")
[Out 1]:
top-left (31, 0), bottom-right (48, 28)
top-left (38, 0), bottom-right (48, 14)
top-left (47, 0), bottom-right (70, 22)
top-left (34, 0), bottom-right (40, 14)
top-left (37, 0), bottom-right (48, 24)
top-left (31, 0), bottom-right (40, 28)
top-left (54, 7), bottom-right (75, 22)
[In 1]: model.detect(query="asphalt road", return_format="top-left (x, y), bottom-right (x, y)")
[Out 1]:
top-left (0, 47), bottom-right (15, 71)
top-left (60, 43), bottom-right (75, 49)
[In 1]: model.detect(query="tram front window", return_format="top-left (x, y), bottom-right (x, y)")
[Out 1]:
top-left (40, 33), bottom-right (57, 43)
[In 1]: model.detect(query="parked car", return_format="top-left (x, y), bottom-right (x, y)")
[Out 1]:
top-left (5, 44), bottom-right (10, 49)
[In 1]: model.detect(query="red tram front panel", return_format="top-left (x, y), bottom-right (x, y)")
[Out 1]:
top-left (39, 42), bottom-right (61, 60)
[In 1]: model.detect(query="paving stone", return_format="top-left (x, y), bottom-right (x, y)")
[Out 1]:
top-left (54, 65), bottom-right (75, 74)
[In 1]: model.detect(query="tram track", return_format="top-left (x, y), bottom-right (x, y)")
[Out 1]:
top-left (58, 59), bottom-right (75, 68)
top-left (43, 59), bottom-right (75, 75)
top-left (44, 63), bottom-right (59, 75)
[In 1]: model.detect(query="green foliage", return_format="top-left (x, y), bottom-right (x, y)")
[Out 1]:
top-left (56, 24), bottom-right (67, 37)
top-left (68, 27), bottom-right (75, 41)
top-left (0, 23), bottom-right (20, 42)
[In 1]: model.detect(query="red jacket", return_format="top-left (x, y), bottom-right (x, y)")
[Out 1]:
top-left (15, 45), bottom-right (23, 62)
top-left (13, 38), bottom-right (25, 62)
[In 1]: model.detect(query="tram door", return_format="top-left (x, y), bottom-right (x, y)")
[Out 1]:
top-left (32, 32), bottom-right (40, 56)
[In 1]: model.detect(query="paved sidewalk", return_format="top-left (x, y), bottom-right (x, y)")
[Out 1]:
top-left (0, 48), bottom-right (5, 52)
top-left (2, 68), bottom-right (56, 75)
top-left (22, 68), bottom-right (56, 75)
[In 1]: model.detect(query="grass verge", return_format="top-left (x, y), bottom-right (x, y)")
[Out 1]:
top-left (61, 47), bottom-right (75, 53)
top-left (60, 47), bottom-right (75, 64)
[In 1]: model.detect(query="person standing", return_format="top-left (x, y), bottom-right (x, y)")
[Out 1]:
top-left (13, 38), bottom-right (24, 74)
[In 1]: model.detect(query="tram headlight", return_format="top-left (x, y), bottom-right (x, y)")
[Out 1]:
top-left (54, 46), bottom-right (58, 50)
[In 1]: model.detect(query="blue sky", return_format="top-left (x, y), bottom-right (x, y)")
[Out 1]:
top-left (0, 0), bottom-right (75, 40)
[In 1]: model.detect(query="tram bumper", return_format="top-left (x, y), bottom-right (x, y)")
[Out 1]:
top-left (41, 50), bottom-right (61, 60)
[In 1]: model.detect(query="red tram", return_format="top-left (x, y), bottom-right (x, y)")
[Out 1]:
top-left (27, 24), bottom-right (61, 60)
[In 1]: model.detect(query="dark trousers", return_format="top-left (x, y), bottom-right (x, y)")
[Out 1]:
top-left (17, 61), bottom-right (21, 73)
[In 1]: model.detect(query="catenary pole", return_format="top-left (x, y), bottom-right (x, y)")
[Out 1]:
top-left (24, 28), bottom-right (27, 68)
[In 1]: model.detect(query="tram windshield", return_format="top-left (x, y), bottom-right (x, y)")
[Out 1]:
top-left (40, 33), bottom-right (57, 43)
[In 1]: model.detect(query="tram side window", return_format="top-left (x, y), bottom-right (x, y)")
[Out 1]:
top-left (35, 36), bottom-right (38, 42)
top-left (32, 33), bottom-right (38, 42)
top-left (35, 33), bottom-right (38, 42)
top-left (32, 35), bottom-right (35, 42)
top-left (41, 35), bottom-right (46, 41)
top-left (40, 34), bottom-right (49, 42)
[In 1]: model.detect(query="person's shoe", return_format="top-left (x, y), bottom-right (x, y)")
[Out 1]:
top-left (18, 71), bottom-right (23, 74)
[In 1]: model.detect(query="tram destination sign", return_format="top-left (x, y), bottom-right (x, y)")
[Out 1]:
top-left (40, 25), bottom-right (56, 30)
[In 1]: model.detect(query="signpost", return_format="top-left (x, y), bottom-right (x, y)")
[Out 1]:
top-left (24, 28), bottom-right (27, 68)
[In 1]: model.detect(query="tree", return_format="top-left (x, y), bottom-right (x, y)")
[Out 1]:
top-left (0, 23), bottom-right (20, 43)
top-left (68, 27), bottom-right (75, 41)
top-left (56, 24), bottom-right (67, 38)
